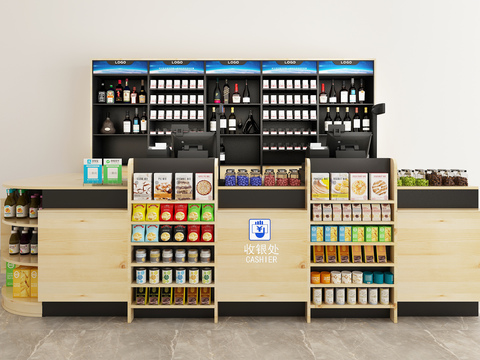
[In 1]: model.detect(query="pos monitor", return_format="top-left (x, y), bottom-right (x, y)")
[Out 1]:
top-left (171, 125), bottom-right (216, 158)
top-left (326, 125), bottom-right (372, 158)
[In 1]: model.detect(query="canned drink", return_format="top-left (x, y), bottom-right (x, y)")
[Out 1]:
top-left (358, 288), bottom-right (368, 305)
top-left (380, 288), bottom-right (390, 305)
top-left (202, 268), bottom-right (212, 284)
top-left (176, 268), bottom-right (186, 284)
top-left (136, 268), bottom-right (146, 284)
top-left (312, 288), bottom-right (322, 305)
top-left (335, 288), bottom-right (345, 305)
top-left (149, 268), bottom-right (160, 284)
top-left (189, 268), bottom-right (199, 284)
top-left (325, 288), bottom-right (334, 305)
top-left (368, 288), bottom-right (378, 305)
top-left (136, 249), bottom-right (146, 263)
top-left (331, 271), bottom-right (341, 284)
top-left (352, 271), bottom-right (363, 284)
top-left (162, 268), bottom-right (172, 284)
top-left (347, 288), bottom-right (356, 305)
top-left (341, 271), bottom-right (352, 284)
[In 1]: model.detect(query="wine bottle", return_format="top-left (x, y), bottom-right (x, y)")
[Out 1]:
top-left (242, 80), bottom-right (250, 103)
top-left (242, 110), bottom-right (258, 134)
top-left (30, 228), bottom-right (38, 255)
top-left (219, 106), bottom-right (227, 134)
top-left (319, 83), bottom-right (328, 104)
top-left (139, 80), bottom-right (146, 104)
top-left (20, 228), bottom-right (30, 255)
top-left (106, 85), bottom-right (115, 103)
top-left (333, 107), bottom-right (342, 125)
top-left (328, 80), bottom-right (337, 103)
top-left (228, 107), bottom-right (236, 134)
top-left (209, 107), bottom-right (217, 132)
top-left (232, 83), bottom-right (241, 104)
top-left (123, 111), bottom-right (132, 134)
top-left (358, 78), bottom-right (365, 103)
top-left (324, 107), bottom-right (333, 132)
top-left (353, 107), bottom-right (361, 132)
top-left (340, 80), bottom-right (348, 103)
top-left (115, 80), bottom-right (123, 103)
top-left (100, 111), bottom-right (116, 134)
top-left (362, 107), bottom-right (370, 132)
top-left (131, 87), bottom-right (138, 104)
top-left (349, 78), bottom-right (356, 103)
top-left (140, 111), bottom-right (147, 134)
top-left (343, 107), bottom-right (352, 132)
top-left (98, 82), bottom-right (106, 103)
top-left (16, 190), bottom-right (28, 218)
top-left (223, 79), bottom-right (230, 104)
top-left (4, 189), bottom-right (16, 218)
top-left (214, 78), bottom-right (221, 104)
top-left (132, 108), bottom-right (140, 134)
top-left (8, 228), bottom-right (20, 255)
top-left (220, 139), bottom-right (226, 163)
top-left (123, 78), bottom-right (131, 103)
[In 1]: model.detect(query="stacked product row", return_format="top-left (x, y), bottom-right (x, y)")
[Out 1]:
top-left (135, 267), bottom-right (213, 285)
top-left (398, 169), bottom-right (469, 186)
top-left (263, 78), bottom-right (317, 90)
top-left (263, 94), bottom-right (317, 105)
top-left (311, 287), bottom-right (389, 306)
top-left (3, 189), bottom-right (41, 219)
top-left (263, 128), bottom-right (316, 135)
top-left (150, 79), bottom-right (204, 90)
top-left (132, 203), bottom-right (215, 222)
top-left (134, 247), bottom-right (213, 264)
top-left (311, 225), bottom-right (392, 243)
top-left (135, 287), bottom-right (213, 306)
top-left (150, 109), bottom-right (204, 121)
top-left (8, 227), bottom-right (38, 256)
top-left (224, 168), bottom-right (302, 186)
top-left (97, 78), bottom-right (147, 104)
top-left (150, 94), bottom-right (204, 105)
top-left (312, 203), bottom-right (391, 222)
top-left (312, 245), bottom-right (389, 264)
top-left (311, 270), bottom-right (394, 285)
top-left (132, 224), bottom-right (214, 243)
top-left (263, 109), bottom-right (317, 120)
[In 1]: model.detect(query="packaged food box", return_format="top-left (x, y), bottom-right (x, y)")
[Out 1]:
top-left (376, 245), bottom-right (388, 263)
top-left (201, 204), bottom-right (215, 222)
top-left (173, 225), bottom-right (187, 242)
top-left (350, 173), bottom-right (368, 201)
top-left (311, 173), bottom-right (329, 199)
top-left (131, 204), bottom-right (146, 222)
top-left (145, 225), bottom-right (159, 242)
top-left (161, 287), bottom-right (172, 305)
top-left (201, 225), bottom-right (214, 242)
top-left (370, 173), bottom-right (389, 201)
top-left (174, 288), bottom-right (186, 305)
top-left (146, 204), bottom-right (160, 221)
top-left (13, 266), bottom-right (31, 298)
top-left (324, 226), bottom-right (338, 242)
top-left (352, 226), bottom-right (365, 242)
top-left (381, 204), bottom-right (391, 221)
top-left (174, 204), bottom-right (187, 221)
top-left (332, 204), bottom-right (342, 221)
top-left (311, 226), bottom-right (324, 242)
top-left (352, 204), bottom-right (362, 221)
top-left (362, 204), bottom-right (372, 222)
top-left (364, 246), bottom-right (375, 263)
top-left (160, 204), bottom-right (173, 221)
top-left (365, 226), bottom-right (378, 242)
top-left (131, 225), bottom-right (145, 242)
top-left (154, 173), bottom-right (172, 200)
top-left (322, 204), bottom-right (332, 221)
top-left (6, 262), bottom-right (16, 287)
top-left (133, 173), bottom-right (152, 200)
top-left (338, 246), bottom-right (350, 263)
top-left (187, 225), bottom-right (200, 242)
top-left (188, 204), bottom-right (201, 222)
top-left (195, 173), bottom-right (214, 200)
top-left (103, 159), bottom-right (123, 185)
top-left (83, 159), bottom-right (102, 185)
top-left (326, 246), bottom-right (337, 263)
top-left (312, 204), bottom-right (322, 221)
top-left (200, 288), bottom-right (212, 305)
top-left (372, 204), bottom-right (382, 221)
top-left (352, 246), bottom-right (363, 263)
top-left (339, 226), bottom-right (352, 242)
top-left (313, 245), bottom-right (325, 263)
top-left (136, 287), bottom-right (147, 305)
top-left (148, 287), bottom-right (159, 305)
top-left (331, 173), bottom-right (349, 200)
top-left (342, 204), bottom-right (352, 221)
top-left (379, 226), bottom-right (392, 242)
top-left (175, 173), bottom-right (193, 200)
top-left (30, 268), bottom-right (38, 298)
top-left (187, 287), bottom-right (198, 305)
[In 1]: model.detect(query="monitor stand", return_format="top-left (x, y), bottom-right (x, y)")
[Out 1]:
top-left (178, 145), bottom-right (209, 158)
top-left (336, 145), bottom-right (367, 158)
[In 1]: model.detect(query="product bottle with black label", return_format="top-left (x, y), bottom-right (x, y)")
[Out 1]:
top-left (20, 228), bottom-right (30, 255)
top-left (123, 78), bottom-right (131, 103)
top-left (223, 79), bottom-right (230, 104)
top-left (353, 107), bottom-right (361, 132)
top-left (242, 80), bottom-right (250, 103)
top-left (98, 82), bottom-right (106, 103)
top-left (333, 107), bottom-right (342, 125)
top-left (139, 80), bottom-right (146, 104)
top-left (362, 107), bottom-right (370, 132)
top-left (358, 79), bottom-right (365, 103)
top-left (349, 78), bottom-right (356, 103)
top-left (8, 228), bottom-right (20, 255)
top-left (324, 107), bottom-right (333, 132)
top-left (340, 80), bottom-right (348, 103)
top-left (343, 107), bottom-right (352, 132)
top-left (123, 111), bottom-right (132, 134)
top-left (214, 78), bottom-right (221, 104)
top-left (209, 107), bottom-right (217, 132)
top-left (140, 111), bottom-right (147, 134)
top-left (329, 80), bottom-right (337, 103)
top-left (115, 80), bottom-right (123, 103)
top-left (228, 107), bottom-right (236, 134)
top-left (319, 83), bottom-right (328, 103)
top-left (220, 139), bottom-right (226, 163)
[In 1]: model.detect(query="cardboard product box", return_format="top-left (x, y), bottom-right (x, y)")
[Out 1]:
top-left (322, 204), bottom-right (332, 221)
top-left (302, 79), bottom-right (309, 88)
top-left (150, 94), bottom-right (157, 104)
top-left (352, 226), bottom-right (365, 242)
top-left (103, 159), bottom-right (122, 185)
top-left (325, 226), bottom-right (338, 242)
top-left (338, 246), bottom-right (350, 263)
top-left (372, 204), bottom-right (382, 221)
top-left (13, 266), bottom-right (31, 298)
top-left (150, 79), bottom-right (157, 89)
top-left (350, 173), bottom-right (368, 201)
top-left (342, 204), bottom-right (352, 221)
top-left (182, 79), bottom-right (189, 89)
top-left (190, 80), bottom-right (196, 89)
top-left (198, 110), bottom-right (204, 120)
top-left (150, 110), bottom-right (157, 120)
top-left (182, 95), bottom-right (189, 104)
top-left (352, 204), bottom-right (362, 221)
top-left (174, 288), bottom-right (186, 305)
top-left (326, 246), bottom-right (337, 263)
top-left (175, 173), bottom-right (193, 200)
top-left (133, 173), bottom-right (152, 200)
top-left (83, 159), bottom-right (102, 184)
top-left (379, 226), bottom-right (392, 242)
top-left (161, 287), bottom-right (173, 305)
top-left (136, 287), bottom-right (147, 305)
top-left (362, 204), bottom-right (372, 222)
top-left (351, 246), bottom-right (363, 263)
top-left (363, 246), bottom-right (375, 263)
top-left (198, 79), bottom-right (204, 89)
top-left (153, 173), bottom-right (172, 200)
top-left (158, 79), bottom-right (165, 89)
top-left (381, 204), bottom-right (392, 221)
top-left (6, 262), bottom-right (16, 287)
top-left (311, 173), bottom-right (329, 199)
top-left (148, 287), bottom-right (159, 305)
top-left (331, 173), bottom-right (349, 200)
top-left (30, 267), bottom-right (38, 298)
top-left (263, 79), bottom-right (269, 88)
top-left (187, 287), bottom-right (198, 305)
top-left (312, 204), bottom-right (322, 221)
top-left (332, 204), bottom-right (342, 221)
top-left (313, 245), bottom-right (325, 263)
top-left (195, 173), bottom-right (213, 201)
top-left (200, 288), bottom-right (212, 305)
top-left (376, 245), bottom-right (388, 263)
top-left (365, 226), bottom-right (379, 242)
top-left (339, 226), bottom-right (352, 242)
top-left (370, 173), bottom-right (389, 201)
top-left (311, 226), bottom-right (324, 242)
top-left (158, 95), bottom-right (165, 104)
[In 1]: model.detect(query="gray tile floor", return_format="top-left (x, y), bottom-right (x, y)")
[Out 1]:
top-left (1, 274), bottom-right (480, 360)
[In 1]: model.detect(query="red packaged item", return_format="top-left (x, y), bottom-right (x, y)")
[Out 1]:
top-left (202, 225), bottom-right (214, 242)
top-left (174, 204), bottom-right (188, 221)
top-left (160, 204), bottom-right (173, 221)
top-left (187, 225), bottom-right (201, 242)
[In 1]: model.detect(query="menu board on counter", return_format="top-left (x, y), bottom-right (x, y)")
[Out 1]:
top-left (149, 61), bottom-right (204, 74)
top-left (262, 61), bottom-right (317, 74)
top-left (206, 61), bottom-right (261, 74)
top-left (318, 60), bottom-right (374, 75)
top-left (92, 60), bottom-right (148, 74)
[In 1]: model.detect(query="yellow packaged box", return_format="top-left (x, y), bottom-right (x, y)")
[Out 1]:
top-left (174, 288), bottom-right (186, 305)
top-left (363, 246), bottom-right (375, 263)
top-left (379, 226), bottom-right (392, 242)
top-left (200, 288), bottom-right (212, 305)
top-left (331, 173), bottom-right (349, 200)
top-left (351, 246), bottom-right (363, 263)
top-left (187, 287), bottom-right (199, 305)
top-left (30, 267), bottom-right (38, 298)
top-left (326, 246), bottom-right (337, 263)
top-left (311, 173), bottom-right (330, 199)
top-left (313, 245), bottom-right (325, 263)
top-left (376, 245), bottom-right (388, 263)
top-left (338, 246), bottom-right (350, 263)
top-left (13, 266), bottom-right (31, 298)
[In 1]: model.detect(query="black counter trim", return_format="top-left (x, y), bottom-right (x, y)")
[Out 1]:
top-left (218, 189), bottom-right (305, 209)
top-left (43, 302), bottom-right (127, 316)
top-left (219, 302), bottom-right (305, 316)
top-left (398, 302), bottom-right (478, 316)
top-left (397, 189), bottom-right (478, 209)
top-left (43, 190), bottom-right (127, 209)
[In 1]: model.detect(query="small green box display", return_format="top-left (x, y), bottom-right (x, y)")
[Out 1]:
top-left (6, 262), bottom-right (16, 287)
top-left (103, 159), bottom-right (122, 185)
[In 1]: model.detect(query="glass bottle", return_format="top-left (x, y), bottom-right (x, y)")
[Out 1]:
top-left (16, 190), bottom-right (28, 218)
top-left (9, 228), bottom-right (20, 255)
top-left (123, 78), bottom-right (131, 103)
top-left (97, 82), bottom-right (106, 103)
top-left (30, 228), bottom-right (38, 255)
top-left (4, 189), bottom-right (16, 218)
top-left (20, 228), bottom-right (30, 255)
top-left (115, 80), bottom-right (123, 103)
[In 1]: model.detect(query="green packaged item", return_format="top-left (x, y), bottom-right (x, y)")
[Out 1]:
top-left (187, 204), bottom-right (201, 222)
top-left (103, 159), bottom-right (123, 185)
top-left (201, 204), bottom-right (215, 222)
top-left (6, 262), bottom-right (16, 287)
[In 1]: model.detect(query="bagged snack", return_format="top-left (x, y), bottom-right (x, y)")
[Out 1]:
top-left (160, 204), bottom-right (173, 221)
top-left (132, 204), bottom-right (146, 222)
top-left (201, 204), bottom-right (215, 222)
top-left (174, 225), bottom-right (187, 242)
top-left (174, 204), bottom-right (188, 221)
top-left (154, 173), bottom-right (172, 200)
top-left (146, 204), bottom-right (160, 221)
top-left (311, 173), bottom-right (329, 199)
top-left (188, 225), bottom-right (200, 242)
top-left (187, 204), bottom-right (201, 222)
top-left (201, 225), bottom-right (214, 242)
top-left (131, 225), bottom-right (145, 242)
top-left (133, 173), bottom-right (152, 200)
top-left (195, 173), bottom-right (214, 200)
top-left (331, 173), bottom-right (349, 200)
top-left (175, 173), bottom-right (193, 200)
top-left (160, 225), bottom-right (173, 242)
top-left (350, 173), bottom-right (368, 201)
top-left (145, 225), bottom-right (159, 242)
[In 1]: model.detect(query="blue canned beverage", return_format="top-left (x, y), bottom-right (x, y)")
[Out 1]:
top-left (136, 268), bottom-right (146, 284)
top-left (176, 268), bottom-right (186, 284)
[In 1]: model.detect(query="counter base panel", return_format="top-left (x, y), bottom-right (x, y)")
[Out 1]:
top-left (218, 189), bottom-right (305, 209)
top-left (398, 302), bottom-right (479, 317)
top-left (43, 190), bottom-right (128, 209)
top-left (219, 302), bottom-right (305, 316)
top-left (398, 189), bottom-right (479, 209)
top-left (42, 302), bottom-right (127, 317)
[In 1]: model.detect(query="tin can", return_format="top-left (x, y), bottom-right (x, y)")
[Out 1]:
top-left (331, 271), bottom-right (341, 284)
top-left (175, 248), bottom-right (186, 263)
top-left (136, 249), bottom-right (146, 263)
top-left (358, 288), bottom-right (368, 305)
top-left (136, 268), bottom-right (146, 284)
top-left (347, 288), bottom-right (357, 305)
top-left (325, 288), bottom-right (334, 305)
top-left (149, 268), bottom-right (160, 284)
top-left (162, 268), bottom-right (173, 284)
top-left (380, 288), bottom-right (390, 305)
top-left (188, 249), bottom-right (198, 263)
top-left (341, 271), bottom-right (352, 284)
top-left (189, 268), bottom-right (199, 284)
top-left (149, 249), bottom-right (160, 263)
top-left (312, 288), bottom-right (322, 305)
top-left (368, 288), bottom-right (378, 305)
top-left (202, 268), bottom-right (212, 284)
top-left (162, 249), bottom-right (173, 263)
top-left (176, 268), bottom-right (186, 284)
top-left (335, 288), bottom-right (345, 305)
top-left (352, 271), bottom-right (363, 284)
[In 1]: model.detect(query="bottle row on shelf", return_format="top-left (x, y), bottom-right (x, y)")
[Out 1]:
top-left (100, 109), bottom-right (148, 135)
top-left (323, 106), bottom-right (370, 132)
top-left (311, 286), bottom-right (389, 306)
top-left (311, 270), bottom-right (394, 285)
top-left (224, 168), bottom-right (301, 187)
top-left (132, 204), bottom-right (215, 223)
top-left (134, 247), bottom-right (213, 264)
top-left (135, 287), bottom-right (212, 306)
top-left (4, 189), bottom-right (41, 219)
top-left (262, 143), bottom-right (309, 152)
top-left (311, 226), bottom-right (392, 243)
top-left (98, 79), bottom-right (147, 104)
top-left (150, 79), bottom-right (204, 90)
top-left (312, 203), bottom-right (392, 222)
top-left (210, 107), bottom-right (259, 134)
top-left (263, 128), bottom-right (316, 136)
top-left (312, 245), bottom-right (390, 264)
top-left (398, 169), bottom-right (469, 187)
top-left (9, 227), bottom-right (38, 256)
top-left (319, 78), bottom-right (367, 105)
top-left (135, 266), bottom-right (213, 285)
top-left (213, 78), bottom-right (252, 104)
top-left (132, 224), bottom-right (214, 243)
top-left (150, 94), bottom-right (205, 105)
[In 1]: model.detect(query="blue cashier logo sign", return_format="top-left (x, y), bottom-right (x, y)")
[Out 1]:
top-left (249, 219), bottom-right (271, 241)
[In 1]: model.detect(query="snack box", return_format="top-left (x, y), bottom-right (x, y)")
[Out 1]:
top-left (313, 245), bottom-right (325, 263)
top-left (322, 204), bottom-right (332, 221)
top-left (352, 226), bottom-right (365, 242)
top-left (200, 287), bottom-right (212, 305)
top-left (325, 246), bottom-right (337, 263)
top-left (362, 204), bottom-right (372, 222)
top-left (363, 246), bottom-right (375, 263)
top-left (342, 204), bottom-right (352, 221)
top-left (381, 204), bottom-right (392, 221)
top-left (30, 268), bottom-right (38, 298)
top-left (148, 287), bottom-right (159, 305)
top-left (352, 204), bottom-right (362, 221)
top-left (351, 246), bottom-right (363, 263)
top-left (311, 173), bottom-right (329, 199)
top-left (175, 173), bottom-right (193, 200)
top-left (371, 204), bottom-right (382, 221)
top-left (154, 173), bottom-right (172, 200)
top-left (311, 226), bottom-right (324, 242)
top-left (187, 287), bottom-right (199, 305)
top-left (370, 173), bottom-right (389, 201)
top-left (312, 204), bottom-right (322, 221)
top-left (350, 173), bottom-right (368, 201)
top-left (338, 246), bottom-right (350, 263)
top-left (161, 287), bottom-right (173, 305)
top-left (174, 288), bottom-right (186, 305)
top-left (13, 266), bottom-right (30, 298)
top-left (195, 173), bottom-right (214, 200)
top-left (6, 262), bottom-right (16, 287)
top-left (331, 173), bottom-right (349, 200)
top-left (133, 173), bottom-right (152, 200)
top-left (365, 226), bottom-right (379, 242)
top-left (376, 245), bottom-right (388, 263)
top-left (379, 226), bottom-right (392, 242)
top-left (83, 159), bottom-right (102, 185)
top-left (136, 287), bottom-right (147, 305)
top-left (339, 226), bottom-right (352, 242)
top-left (332, 204), bottom-right (342, 221)
top-left (103, 159), bottom-right (123, 185)
top-left (324, 226), bottom-right (338, 242)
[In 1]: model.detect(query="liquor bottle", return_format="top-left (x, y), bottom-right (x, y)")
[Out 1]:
top-left (20, 228), bottom-right (30, 255)
top-left (242, 80), bottom-right (250, 103)
top-left (132, 108), bottom-right (140, 134)
top-left (242, 110), bottom-right (259, 134)
top-left (228, 107), bottom-right (237, 134)
top-left (139, 80), bottom-right (146, 104)
top-left (362, 107), bottom-right (370, 132)
top-left (100, 111), bottom-right (116, 134)
top-left (333, 107), bottom-right (342, 125)
top-left (140, 111), bottom-right (147, 134)
top-left (353, 107), bottom-right (361, 132)
top-left (358, 78), bottom-right (365, 103)
top-left (29, 194), bottom-right (39, 219)
top-left (123, 111), bottom-right (132, 134)
top-left (232, 83), bottom-right (241, 104)
top-left (106, 85), bottom-right (115, 103)
top-left (115, 80), bottom-right (123, 103)
top-left (343, 107), bottom-right (352, 132)
top-left (209, 107), bottom-right (217, 132)
top-left (39, 195), bottom-right (43, 211)
top-left (339, 80), bottom-right (348, 103)
top-left (97, 82), bottom-right (106, 103)
top-left (324, 107), bottom-right (333, 132)
top-left (123, 78), bottom-right (131, 103)
top-left (131, 87), bottom-right (138, 104)
top-left (319, 83), bottom-right (328, 103)
top-left (8, 228), bottom-right (20, 255)
top-left (214, 78), bottom-right (221, 104)
top-left (16, 190), bottom-right (28, 218)
top-left (30, 228), bottom-right (38, 255)
top-left (223, 79), bottom-right (230, 104)
top-left (4, 189), bottom-right (16, 218)
top-left (328, 80), bottom-right (337, 103)
top-left (220, 139), bottom-right (226, 163)
top-left (349, 78), bottom-right (356, 103)
top-left (219, 106), bottom-right (227, 134)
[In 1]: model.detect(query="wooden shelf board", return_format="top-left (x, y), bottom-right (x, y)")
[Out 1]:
top-left (131, 304), bottom-right (215, 309)
top-left (131, 282), bottom-right (214, 288)
top-left (131, 262), bottom-right (215, 267)
top-left (310, 302), bottom-right (395, 309)
top-left (2, 217), bottom-right (38, 228)
top-left (310, 261), bottom-right (394, 267)
top-left (397, 186), bottom-right (477, 190)
top-left (310, 200), bottom-right (395, 204)
top-left (131, 242), bottom-right (214, 247)
top-left (310, 221), bottom-right (395, 225)
top-left (1, 286), bottom-right (42, 317)
top-left (309, 284), bottom-right (394, 288)
top-left (131, 200), bottom-right (215, 204)
top-left (1, 254), bottom-right (38, 266)
top-left (218, 186), bottom-right (306, 190)
top-left (309, 242), bottom-right (394, 246)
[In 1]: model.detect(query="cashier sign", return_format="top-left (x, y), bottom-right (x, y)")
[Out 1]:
top-left (249, 219), bottom-right (271, 241)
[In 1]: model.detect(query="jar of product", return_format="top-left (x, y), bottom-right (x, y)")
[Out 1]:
top-left (397, 169), bottom-right (403, 187)
top-left (455, 170), bottom-right (468, 186)
top-left (237, 169), bottom-right (249, 187)
top-left (427, 169), bottom-right (442, 186)
top-left (136, 268), bottom-right (146, 284)
top-left (250, 169), bottom-right (262, 186)
top-left (149, 268), bottom-right (160, 284)
top-left (162, 248), bottom-right (173, 263)
top-left (331, 271), bottom-right (341, 284)
top-left (175, 268), bottom-right (186, 284)
top-left (380, 288), bottom-right (390, 305)
top-left (341, 271), bottom-right (352, 284)
top-left (312, 288), bottom-right (322, 305)
top-left (402, 169), bottom-right (416, 186)
top-left (276, 169), bottom-right (288, 186)
top-left (202, 268), bottom-right (212, 284)
top-left (347, 288), bottom-right (357, 305)
top-left (162, 268), bottom-right (172, 284)
top-left (368, 288), bottom-right (378, 305)
top-left (358, 288), bottom-right (368, 305)
top-left (225, 169), bottom-right (236, 186)
top-left (188, 249), bottom-right (198, 263)
top-left (311, 271), bottom-right (321, 284)
top-left (414, 169), bottom-right (428, 186)
top-left (175, 248), bottom-right (186, 263)
top-left (135, 249), bottom-right (147, 263)
top-left (320, 271), bottom-right (331, 284)
top-left (442, 169), bottom-right (455, 186)
top-left (352, 271), bottom-right (363, 284)
top-left (189, 268), bottom-right (199, 284)
top-left (335, 288), bottom-right (345, 305)
top-left (288, 169), bottom-right (301, 186)
top-left (264, 169), bottom-right (276, 186)
top-left (200, 248), bottom-right (211, 263)
top-left (324, 288), bottom-right (334, 305)
top-left (149, 249), bottom-right (160, 263)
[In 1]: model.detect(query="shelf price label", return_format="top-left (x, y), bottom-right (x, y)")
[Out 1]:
top-left (92, 60), bottom-right (148, 74)
top-left (318, 60), bottom-right (374, 75)
top-left (262, 60), bottom-right (317, 74)
top-left (149, 60), bottom-right (204, 74)
top-left (206, 61), bottom-right (261, 74)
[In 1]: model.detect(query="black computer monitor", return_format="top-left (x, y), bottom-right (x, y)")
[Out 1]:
top-left (326, 125), bottom-right (372, 158)
top-left (171, 125), bottom-right (216, 158)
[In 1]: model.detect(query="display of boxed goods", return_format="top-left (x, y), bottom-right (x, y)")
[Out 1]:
top-left (369, 173), bottom-right (389, 201)
top-left (363, 246), bottom-right (375, 263)
top-left (351, 246), bottom-right (363, 263)
top-left (312, 204), bottom-right (322, 221)
top-left (376, 246), bottom-right (388, 263)
top-left (381, 204), bottom-right (391, 221)
top-left (148, 287), bottom-right (159, 305)
top-left (352, 226), bottom-right (365, 242)
top-left (379, 226), bottom-right (392, 242)
top-left (365, 226), bottom-right (378, 242)
top-left (83, 159), bottom-right (102, 184)
top-left (161, 288), bottom-right (173, 305)
top-left (325, 246), bottom-right (337, 263)
top-left (313, 245), bottom-right (325, 263)
top-left (174, 288), bottom-right (186, 305)
top-left (362, 204), bottom-right (372, 221)
top-left (322, 204), bottom-right (332, 221)
top-left (352, 204), bottom-right (362, 221)
top-left (338, 246), bottom-right (350, 263)
top-left (371, 204), bottom-right (382, 221)
top-left (175, 173), bottom-right (193, 200)
top-left (324, 226), bottom-right (338, 242)
top-left (103, 159), bottom-right (122, 185)
top-left (13, 266), bottom-right (31, 298)
top-left (195, 173), bottom-right (214, 200)
top-left (331, 173), bottom-right (349, 200)
top-left (311, 173), bottom-right (329, 199)
top-left (342, 204), bottom-right (352, 221)
top-left (350, 173), bottom-right (368, 201)
top-left (131, 225), bottom-right (145, 242)
top-left (154, 173), bottom-right (172, 200)
top-left (332, 204), bottom-right (342, 221)
top-left (311, 226), bottom-right (324, 242)
top-left (133, 173), bottom-right (152, 200)
top-left (187, 287), bottom-right (198, 305)
top-left (339, 226), bottom-right (352, 242)
top-left (200, 288), bottom-right (212, 305)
